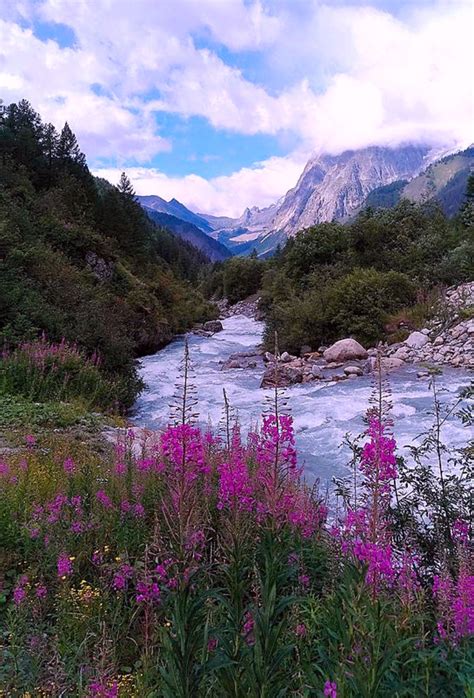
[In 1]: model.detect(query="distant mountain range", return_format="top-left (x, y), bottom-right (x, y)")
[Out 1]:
top-left (138, 144), bottom-right (473, 259)
top-left (139, 197), bottom-right (231, 262)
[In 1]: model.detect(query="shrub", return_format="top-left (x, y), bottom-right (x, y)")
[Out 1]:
top-left (0, 337), bottom-right (141, 411)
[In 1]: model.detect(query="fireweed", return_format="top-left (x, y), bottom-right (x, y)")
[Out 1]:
top-left (0, 372), bottom-right (472, 695)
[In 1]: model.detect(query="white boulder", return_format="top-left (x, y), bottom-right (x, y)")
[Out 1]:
top-left (323, 339), bottom-right (368, 363)
top-left (405, 331), bottom-right (430, 349)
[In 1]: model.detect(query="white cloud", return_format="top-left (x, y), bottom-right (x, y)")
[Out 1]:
top-left (0, 0), bottom-right (472, 213)
top-left (93, 152), bottom-right (308, 217)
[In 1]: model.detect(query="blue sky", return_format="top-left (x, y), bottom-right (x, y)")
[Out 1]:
top-left (0, 0), bottom-right (471, 215)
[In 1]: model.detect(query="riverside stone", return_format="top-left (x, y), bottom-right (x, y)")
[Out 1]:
top-left (323, 338), bottom-right (368, 363)
top-left (204, 320), bottom-right (224, 333)
top-left (344, 365), bottom-right (363, 376)
top-left (405, 331), bottom-right (430, 349)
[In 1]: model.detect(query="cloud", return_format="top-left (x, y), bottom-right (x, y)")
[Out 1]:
top-left (93, 152), bottom-right (308, 217)
top-left (0, 0), bottom-right (472, 213)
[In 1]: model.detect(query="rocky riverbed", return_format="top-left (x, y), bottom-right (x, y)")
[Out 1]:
top-left (217, 283), bottom-right (473, 388)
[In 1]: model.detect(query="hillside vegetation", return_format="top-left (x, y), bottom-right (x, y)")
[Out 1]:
top-left (205, 193), bottom-right (473, 354)
top-left (0, 100), bottom-right (215, 408)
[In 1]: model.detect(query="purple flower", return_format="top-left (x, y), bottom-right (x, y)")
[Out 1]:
top-left (57, 553), bottom-right (73, 578)
top-left (63, 457), bottom-right (76, 474)
top-left (324, 680), bottom-right (337, 698)
top-left (96, 490), bottom-right (113, 509)
top-left (35, 584), bottom-right (47, 599)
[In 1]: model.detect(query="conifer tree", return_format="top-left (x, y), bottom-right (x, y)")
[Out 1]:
top-left (57, 122), bottom-right (87, 168)
top-left (117, 171), bottom-right (137, 202)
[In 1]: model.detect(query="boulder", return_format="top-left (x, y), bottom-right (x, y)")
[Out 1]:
top-left (369, 357), bottom-right (404, 372)
top-left (311, 365), bottom-right (323, 379)
top-left (260, 365), bottom-right (303, 388)
top-left (392, 346), bottom-right (411, 361)
top-left (405, 331), bottom-right (429, 349)
top-left (264, 351), bottom-right (275, 363)
top-left (280, 351), bottom-right (294, 363)
top-left (323, 339), bottom-right (368, 363)
top-left (318, 346), bottom-right (327, 353)
top-left (343, 365), bottom-right (363, 376)
top-left (203, 320), bottom-right (223, 333)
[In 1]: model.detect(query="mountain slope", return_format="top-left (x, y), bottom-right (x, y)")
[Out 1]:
top-left (362, 147), bottom-right (474, 216)
top-left (138, 195), bottom-right (213, 233)
top-left (271, 144), bottom-right (430, 235)
top-left (142, 208), bottom-right (232, 262)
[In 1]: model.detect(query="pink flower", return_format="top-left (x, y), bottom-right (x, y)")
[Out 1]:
top-left (25, 434), bottom-right (36, 447)
top-left (207, 637), bottom-right (218, 652)
top-left (87, 681), bottom-right (118, 698)
top-left (63, 457), bottom-right (75, 474)
top-left (35, 585), bottom-right (47, 599)
top-left (295, 623), bottom-right (306, 637)
top-left (57, 553), bottom-right (73, 578)
top-left (324, 680), bottom-right (337, 698)
top-left (13, 585), bottom-right (27, 606)
top-left (96, 490), bottom-right (113, 509)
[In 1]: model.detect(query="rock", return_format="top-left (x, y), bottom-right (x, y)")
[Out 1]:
top-left (300, 345), bottom-right (312, 356)
top-left (260, 364), bottom-right (303, 388)
top-left (280, 351), bottom-right (293, 363)
top-left (433, 336), bottom-right (444, 346)
top-left (264, 351), bottom-right (275, 363)
top-left (193, 329), bottom-right (212, 337)
top-left (417, 370), bottom-right (430, 378)
top-left (203, 320), bottom-right (223, 333)
top-left (326, 361), bottom-right (344, 369)
top-left (343, 365), bottom-right (363, 376)
top-left (221, 351), bottom-right (262, 370)
top-left (405, 331), bottom-right (430, 349)
top-left (421, 328), bottom-right (430, 335)
top-left (311, 365), bottom-right (323, 379)
top-left (367, 348), bottom-right (378, 357)
top-left (369, 357), bottom-right (404, 372)
top-left (323, 339), bottom-right (368, 363)
top-left (392, 346), bottom-right (411, 361)
top-left (318, 346), bottom-right (327, 353)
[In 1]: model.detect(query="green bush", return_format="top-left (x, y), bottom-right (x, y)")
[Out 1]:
top-left (222, 256), bottom-right (264, 304)
top-left (0, 337), bottom-right (141, 411)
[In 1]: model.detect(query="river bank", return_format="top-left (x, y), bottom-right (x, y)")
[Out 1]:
top-left (132, 314), bottom-right (471, 486)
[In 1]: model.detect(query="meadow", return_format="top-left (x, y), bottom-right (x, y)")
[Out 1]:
top-left (0, 346), bottom-right (472, 697)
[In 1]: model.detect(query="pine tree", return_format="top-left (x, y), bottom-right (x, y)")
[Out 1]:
top-left (57, 122), bottom-right (87, 168)
top-left (117, 171), bottom-right (137, 202)
top-left (40, 122), bottom-right (59, 186)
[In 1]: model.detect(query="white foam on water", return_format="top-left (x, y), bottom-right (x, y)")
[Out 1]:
top-left (133, 316), bottom-right (472, 487)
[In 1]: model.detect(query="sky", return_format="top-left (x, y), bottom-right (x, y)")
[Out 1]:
top-left (0, 0), bottom-right (472, 216)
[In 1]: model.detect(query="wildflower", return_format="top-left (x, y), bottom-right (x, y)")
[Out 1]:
top-left (242, 612), bottom-right (255, 645)
top-left (96, 490), bottom-right (113, 509)
top-left (295, 623), bottom-right (306, 637)
top-left (35, 584), bottom-right (47, 599)
top-left (298, 574), bottom-right (310, 588)
top-left (13, 584), bottom-right (27, 606)
top-left (87, 680), bottom-right (118, 698)
top-left (324, 680), bottom-right (337, 698)
top-left (63, 457), bottom-right (76, 475)
top-left (112, 565), bottom-right (134, 591)
top-left (25, 434), bottom-right (36, 447)
top-left (57, 553), bottom-right (73, 578)
top-left (135, 580), bottom-right (160, 603)
top-left (207, 636), bottom-right (218, 652)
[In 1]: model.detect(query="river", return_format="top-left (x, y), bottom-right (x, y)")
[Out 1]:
top-left (132, 315), bottom-right (472, 488)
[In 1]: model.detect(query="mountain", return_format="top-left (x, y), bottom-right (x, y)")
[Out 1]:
top-left (362, 146), bottom-right (474, 216)
top-left (142, 208), bottom-right (232, 262)
top-left (268, 144), bottom-right (430, 235)
top-left (199, 144), bottom-right (431, 256)
top-left (138, 195), bottom-right (213, 233)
